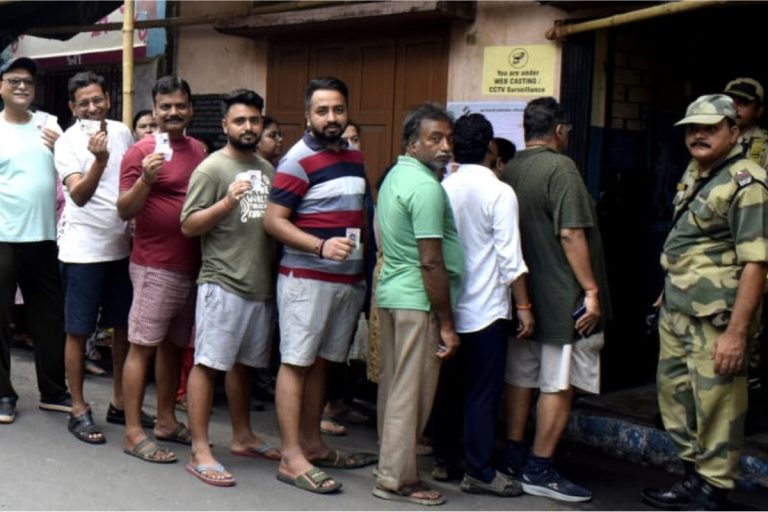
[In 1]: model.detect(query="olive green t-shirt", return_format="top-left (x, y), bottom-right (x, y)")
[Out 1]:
top-left (502, 147), bottom-right (610, 344)
top-left (376, 155), bottom-right (464, 311)
top-left (181, 150), bottom-right (277, 301)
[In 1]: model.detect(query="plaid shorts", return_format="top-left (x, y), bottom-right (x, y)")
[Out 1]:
top-left (128, 263), bottom-right (196, 347)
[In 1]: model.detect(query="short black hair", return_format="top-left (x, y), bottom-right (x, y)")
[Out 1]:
top-left (132, 109), bottom-right (153, 131)
top-left (261, 116), bottom-right (279, 130)
top-left (67, 71), bottom-right (106, 102)
top-left (453, 113), bottom-right (494, 164)
top-left (346, 119), bottom-right (361, 133)
top-left (401, 102), bottom-right (453, 152)
top-left (523, 96), bottom-right (567, 142)
top-left (152, 75), bottom-right (192, 104)
top-left (494, 137), bottom-right (516, 165)
top-left (304, 77), bottom-right (348, 111)
top-left (221, 88), bottom-right (265, 117)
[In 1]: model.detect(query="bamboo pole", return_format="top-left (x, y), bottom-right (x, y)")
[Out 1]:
top-left (122, 0), bottom-right (134, 127)
top-left (546, 0), bottom-right (726, 40)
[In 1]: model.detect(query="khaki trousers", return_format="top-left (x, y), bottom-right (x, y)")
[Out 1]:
top-left (375, 308), bottom-right (442, 490)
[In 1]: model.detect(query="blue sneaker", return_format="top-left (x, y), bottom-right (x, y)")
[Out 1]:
top-left (521, 467), bottom-right (592, 502)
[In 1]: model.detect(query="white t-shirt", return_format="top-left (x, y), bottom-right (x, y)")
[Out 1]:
top-left (442, 163), bottom-right (528, 333)
top-left (55, 119), bottom-right (134, 263)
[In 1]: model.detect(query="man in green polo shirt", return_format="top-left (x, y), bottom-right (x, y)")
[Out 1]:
top-left (373, 102), bottom-right (464, 506)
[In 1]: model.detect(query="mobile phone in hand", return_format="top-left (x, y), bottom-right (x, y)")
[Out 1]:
top-left (572, 303), bottom-right (586, 320)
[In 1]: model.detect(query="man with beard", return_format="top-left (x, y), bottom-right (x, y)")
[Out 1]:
top-left (54, 71), bottom-right (136, 444)
top-left (641, 94), bottom-right (768, 511)
top-left (118, 76), bottom-right (206, 463)
top-left (265, 77), bottom-right (375, 495)
top-left (180, 89), bottom-right (280, 486)
top-left (373, 103), bottom-right (464, 506)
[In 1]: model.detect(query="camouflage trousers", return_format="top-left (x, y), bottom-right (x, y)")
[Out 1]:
top-left (657, 306), bottom-right (749, 489)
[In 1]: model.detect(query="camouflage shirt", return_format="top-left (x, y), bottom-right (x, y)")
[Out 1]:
top-left (662, 145), bottom-right (768, 317)
top-left (740, 125), bottom-right (768, 170)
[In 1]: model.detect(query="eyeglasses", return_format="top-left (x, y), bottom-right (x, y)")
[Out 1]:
top-left (74, 96), bottom-right (106, 109)
top-left (2, 77), bottom-right (35, 89)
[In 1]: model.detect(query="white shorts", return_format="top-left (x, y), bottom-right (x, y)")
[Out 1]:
top-left (277, 273), bottom-right (366, 367)
top-left (504, 332), bottom-right (604, 394)
top-left (194, 282), bottom-right (275, 371)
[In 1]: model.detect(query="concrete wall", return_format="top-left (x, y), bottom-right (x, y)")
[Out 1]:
top-left (176, 1), bottom-right (268, 97)
top-left (447, 1), bottom-right (566, 101)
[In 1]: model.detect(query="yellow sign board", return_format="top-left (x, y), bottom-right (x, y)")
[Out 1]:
top-left (482, 45), bottom-right (558, 96)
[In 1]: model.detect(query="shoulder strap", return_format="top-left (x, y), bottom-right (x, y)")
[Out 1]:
top-left (671, 154), bottom-right (742, 226)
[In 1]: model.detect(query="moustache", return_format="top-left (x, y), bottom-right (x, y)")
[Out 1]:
top-left (164, 116), bottom-right (184, 123)
top-left (324, 123), bottom-right (342, 131)
top-left (690, 141), bottom-right (711, 148)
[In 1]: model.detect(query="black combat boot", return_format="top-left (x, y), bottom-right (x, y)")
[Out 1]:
top-left (683, 480), bottom-right (729, 511)
top-left (640, 463), bottom-right (701, 510)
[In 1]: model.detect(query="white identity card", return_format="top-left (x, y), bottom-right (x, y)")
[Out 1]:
top-left (345, 228), bottom-right (361, 250)
top-left (235, 170), bottom-right (263, 189)
top-left (79, 119), bottom-right (101, 137)
top-left (154, 132), bottom-right (173, 161)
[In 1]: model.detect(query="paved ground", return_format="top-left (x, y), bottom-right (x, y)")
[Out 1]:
top-left (2, 344), bottom-right (767, 510)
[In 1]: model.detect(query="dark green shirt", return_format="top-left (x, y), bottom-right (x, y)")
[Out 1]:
top-left (502, 146), bottom-right (610, 344)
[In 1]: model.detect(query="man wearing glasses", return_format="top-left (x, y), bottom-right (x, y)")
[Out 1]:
top-left (54, 71), bottom-right (137, 444)
top-left (501, 97), bottom-right (610, 503)
top-left (0, 57), bottom-right (70, 425)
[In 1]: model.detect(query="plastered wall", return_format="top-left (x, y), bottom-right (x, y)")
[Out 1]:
top-left (448, 1), bottom-right (565, 101)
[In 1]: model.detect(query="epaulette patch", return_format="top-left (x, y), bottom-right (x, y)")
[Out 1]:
top-left (735, 170), bottom-right (754, 187)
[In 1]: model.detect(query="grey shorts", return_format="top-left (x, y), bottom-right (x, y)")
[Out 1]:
top-left (277, 273), bottom-right (366, 367)
top-left (505, 332), bottom-right (604, 394)
top-left (194, 282), bottom-right (275, 371)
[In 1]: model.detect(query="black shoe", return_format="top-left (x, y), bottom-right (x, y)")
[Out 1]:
top-left (0, 397), bottom-right (16, 424)
top-left (39, 392), bottom-right (72, 414)
top-left (683, 481), bottom-right (728, 511)
top-left (105, 403), bottom-right (157, 429)
top-left (641, 472), bottom-right (702, 510)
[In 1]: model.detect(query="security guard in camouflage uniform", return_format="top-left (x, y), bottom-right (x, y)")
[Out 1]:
top-left (641, 95), bottom-right (768, 511)
top-left (724, 77), bottom-right (768, 169)
top-left (724, 77), bottom-right (768, 414)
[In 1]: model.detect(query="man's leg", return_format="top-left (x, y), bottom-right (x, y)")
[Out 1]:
top-left (65, 333), bottom-right (88, 416)
top-left (227, 362), bottom-right (276, 453)
top-left (504, 338), bottom-right (538, 475)
top-left (641, 308), bottom-right (706, 509)
top-left (0, 243), bottom-right (18, 403)
top-left (153, 339), bottom-right (183, 436)
top-left (111, 328), bottom-right (128, 408)
top-left (531, 388), bottom-right (573, 458)
top-left (299, 358), bottom-right (327, 458)
top-left (15, 242), bottom-right (67, 403)
top-left (463, 320), bottom-right (509, 483)
top-left (123, 343), bottom-right (156, 447)
top-left (691, 315), bottom-right (747, 491)
top-left (376, 309), bottom-right (442, 498)
top-left (277, 362), bottom-right (335, 483)
top-left (187, 363), bottom-right (231, 480)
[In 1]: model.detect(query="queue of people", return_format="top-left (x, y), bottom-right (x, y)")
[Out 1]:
top-left (1, 54), bottom-right (766, 511)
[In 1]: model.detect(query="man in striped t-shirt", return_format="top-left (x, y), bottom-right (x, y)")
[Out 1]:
top-left (265, 77), bottom-right (374, 494)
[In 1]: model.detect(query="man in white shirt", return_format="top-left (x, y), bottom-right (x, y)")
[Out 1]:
top-left (55, 71), bottom-right (136, 444)
top-left (442, 113), bottom-right (533, 497)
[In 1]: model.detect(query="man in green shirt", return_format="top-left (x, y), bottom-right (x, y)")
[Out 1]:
top-left (374, 103), bottom-right (464, 506)
top-left (501, 97), bottom-right (609, 503)
top-left (180, 89), bottom-right (280, 487)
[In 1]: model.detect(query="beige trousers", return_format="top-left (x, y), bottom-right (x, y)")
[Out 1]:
top-left (375, 308), bottom-right (442, 490)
